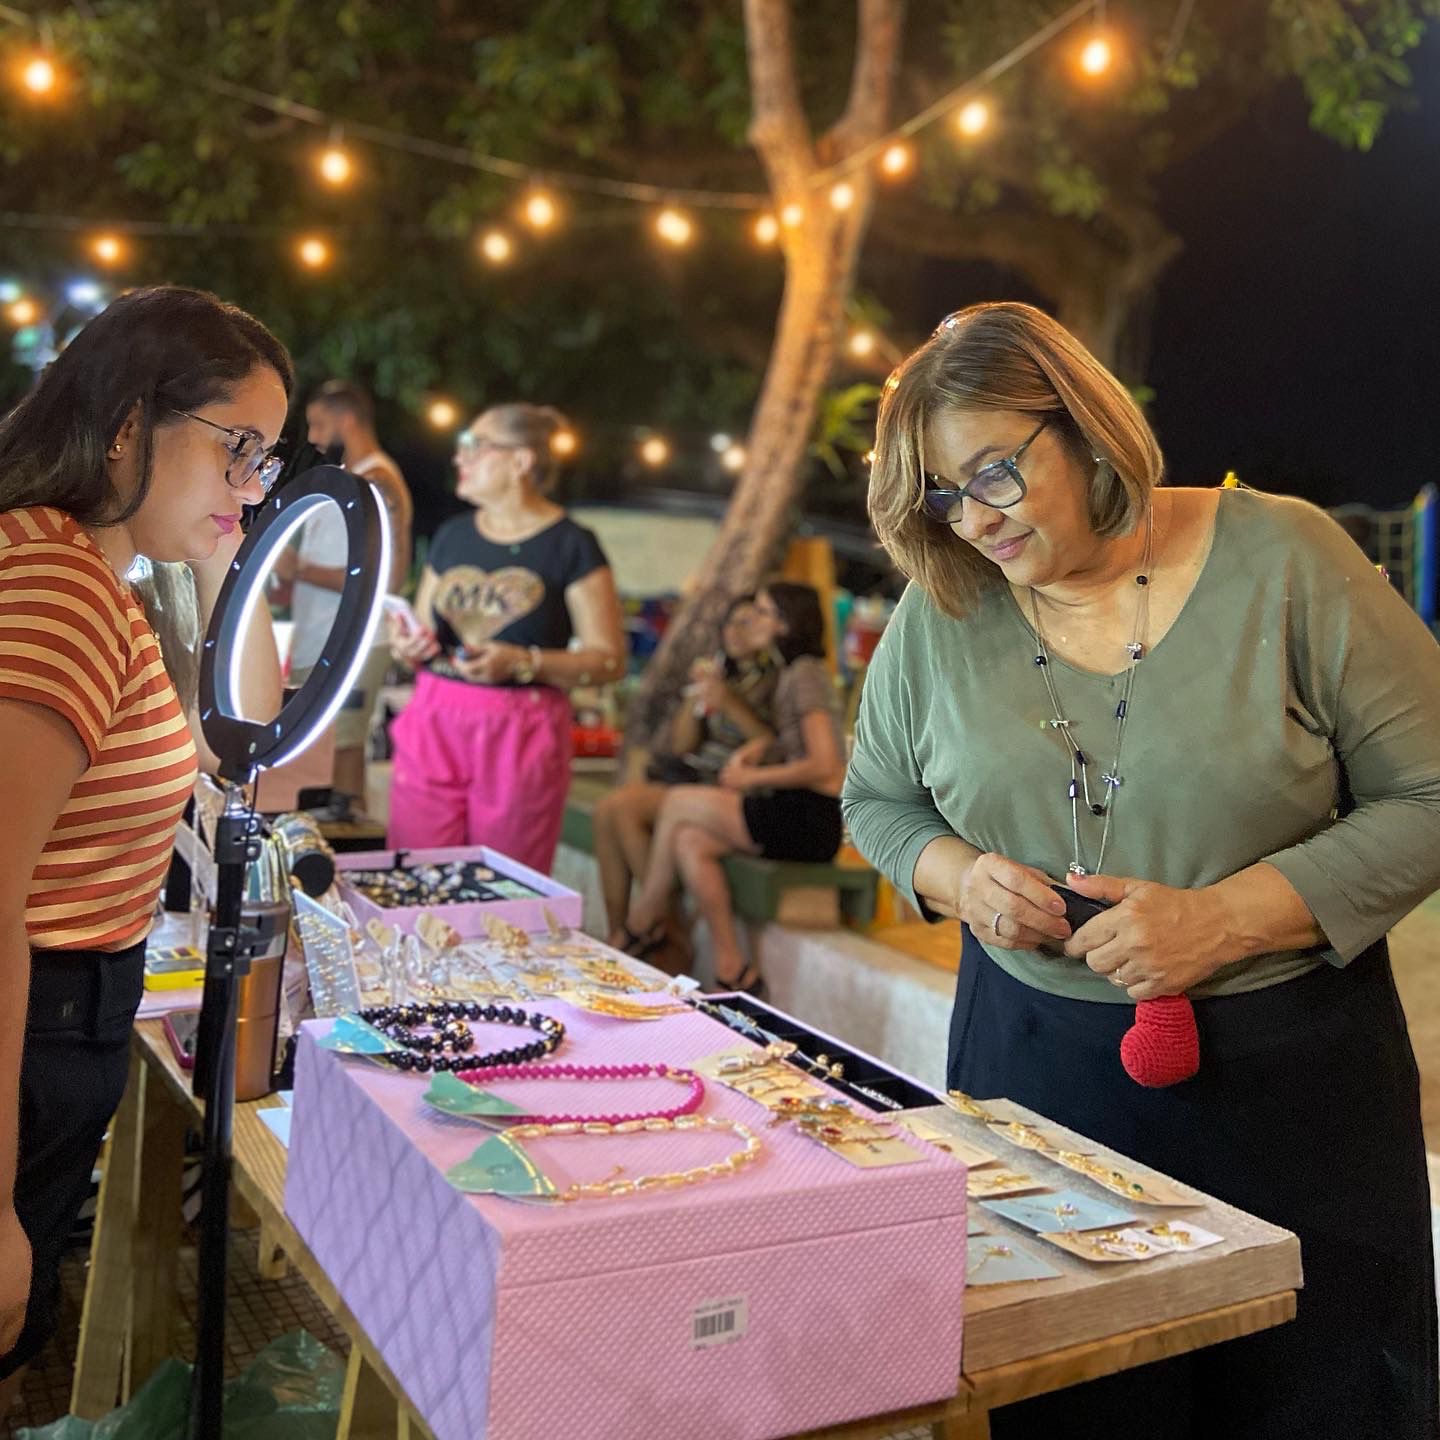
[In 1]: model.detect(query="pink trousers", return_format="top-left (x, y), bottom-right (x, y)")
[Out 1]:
top-left (386, 671), bottom-right (573, 874)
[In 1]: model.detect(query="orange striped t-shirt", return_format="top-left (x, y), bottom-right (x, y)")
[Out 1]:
top-left (0, 506), bottom-right (198, 951)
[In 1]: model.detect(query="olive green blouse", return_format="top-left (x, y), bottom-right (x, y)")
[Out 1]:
top-left (842, 488), bottom-right (1440, 1001)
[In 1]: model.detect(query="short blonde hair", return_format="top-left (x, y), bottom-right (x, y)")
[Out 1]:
top-left (481, 403), bottom-right (572, 495)
top-left (869, 302), bottom-right (1164, 619)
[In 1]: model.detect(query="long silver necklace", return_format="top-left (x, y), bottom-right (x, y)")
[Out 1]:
top-left (1027, 507), bottom-right (1154, 877)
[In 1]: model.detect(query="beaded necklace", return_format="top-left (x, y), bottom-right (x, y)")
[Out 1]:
top-left (1027, 506), bottom-right (1154, 877)
top-left (451, 1062), bottom-right (705, 1125)
top-left (358, 1001), bottom-right (564, 1073)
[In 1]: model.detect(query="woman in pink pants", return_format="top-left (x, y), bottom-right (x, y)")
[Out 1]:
top-left (387, 404), bottom-right (624, 873)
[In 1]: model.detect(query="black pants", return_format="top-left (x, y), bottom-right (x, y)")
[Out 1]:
top-left (0, 941), bottom-right (145, 1379)
top-left (950, 928), bottom-right (1438, 1440)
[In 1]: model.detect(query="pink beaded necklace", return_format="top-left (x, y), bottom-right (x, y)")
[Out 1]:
top-left (451, 1062), bottom-right (706, 1125)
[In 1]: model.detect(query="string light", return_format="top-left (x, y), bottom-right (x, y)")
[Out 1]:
top-left (479, 229), bottom-right (513, 264)
top-left (780, 202), bottom-right (804, 229)
top-left (639, 436), bottom-right (670, 467)
top-left (655, 208), bottom-right (693, 246)
top-left (879, 143), bottom-right (913, 178)
top-left (829, 181), bottom-right (856, 212)
top-left (753, 213), bottom-right (779, 245)
top-left (956, 99), bottom-right (992, 138)
top-left (318, 145), bottom-right (353, 186)
top-left (426, 399), bottom-right (459, 430)
top-left (849, 330), bottom-right (876, 358)
top-left (7, 298), bottom-right (39, 326)
top-left (550, 428), bottom-right (579, 458)
top-left (1079, 34), bottom-right (1113, 75)
top-left (296, 236), bottom-right (331, 270)
top-left (523, 190), bottom-right (558, 230)
top-left (20, 56), bottom-right (57, 96)
top-left (710, 433), bottom-right (732, 452)
top-left (720, 444), bottom-right (746, 473)
top-left (90, 233), bottom-right (125, 266)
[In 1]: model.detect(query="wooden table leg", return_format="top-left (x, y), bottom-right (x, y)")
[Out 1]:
top-left (125, 1062), bottom-right (188, 1391)
top-left (70, 1050), bottom-right (143, 1419)
top-left (337, 1344), bottom-right (402, 1440)
top-left (257, 1216), bottom-right (288, 1280)
top-left (933, 1412), bottom-right (991, 1439)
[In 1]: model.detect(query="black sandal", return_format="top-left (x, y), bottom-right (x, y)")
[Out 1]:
top-left (711, 965), bottom-right (766, 1001)
top-left (619, 923), bottom-right (666, 961)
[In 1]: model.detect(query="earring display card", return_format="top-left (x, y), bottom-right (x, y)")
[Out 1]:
top-left (896, 1114), bottom-right (1000, 1169)
top-left (966, 1236), bottom-right (1063, 1287)
top-left (1035, 1229), bottom-right (1167, 1264)
top-left (967, 1170), bottom-right (1049, 1200)
top-left (981, 1189), bottom-right (1138, 1234)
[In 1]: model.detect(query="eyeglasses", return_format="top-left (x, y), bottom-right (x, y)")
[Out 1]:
top-left (170, 409), bottom-right (285, 494)
top-left (921, 420), bottom-right (1047, 523)
top-left (456, 431), bottom-right (524, 460)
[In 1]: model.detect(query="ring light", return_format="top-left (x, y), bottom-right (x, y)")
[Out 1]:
top-left (197, 464), bottom-right (390, 780)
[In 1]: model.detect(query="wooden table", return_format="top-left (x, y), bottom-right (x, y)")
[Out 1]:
top-left (72, 1024), bottom-right (1296, 1440)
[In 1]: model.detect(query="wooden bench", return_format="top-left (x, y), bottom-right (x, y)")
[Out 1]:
top-left (561, 794), bottom-right (879, 927)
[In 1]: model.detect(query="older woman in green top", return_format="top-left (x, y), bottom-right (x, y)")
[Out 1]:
top-left (843, 301), bottom-right (1440, 1439)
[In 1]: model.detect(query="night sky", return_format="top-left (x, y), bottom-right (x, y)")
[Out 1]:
top-left (1142, 32), bottom-right (1440, 512)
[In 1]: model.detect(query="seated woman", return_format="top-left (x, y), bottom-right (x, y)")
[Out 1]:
top-left (595, 594), bottom-right (777, 959)
top-left (621, 582), bottom-right (846, 994)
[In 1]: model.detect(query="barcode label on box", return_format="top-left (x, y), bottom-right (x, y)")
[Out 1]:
top-left (691, 1295), bottom-right (748, 1349)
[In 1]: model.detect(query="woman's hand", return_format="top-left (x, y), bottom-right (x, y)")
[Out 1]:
top-left (960, 852), bottom-right (1071, 950)
top-left (451, 642), bottom-right (524, 685)
top-left (692, 671), bottom-right (729, 714)
top-left (1062, 872), bottom-right (1234, 1000)
top-left (389, 613), bottom-right (441, 667)
top-left (718, 757), bottom-right (761, 791)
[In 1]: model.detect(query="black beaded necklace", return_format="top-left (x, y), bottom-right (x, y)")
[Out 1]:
top-left (359, 1001), bottom-right (565, 1073)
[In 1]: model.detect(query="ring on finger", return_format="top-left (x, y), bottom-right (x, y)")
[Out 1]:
top-left (992, 910), bottom-right (1006, 939)
top-left (1108, 971), bottom-right (1129, 988)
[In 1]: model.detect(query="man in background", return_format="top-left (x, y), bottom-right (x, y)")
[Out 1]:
top-left (274, 379), bottom-right (414, 809)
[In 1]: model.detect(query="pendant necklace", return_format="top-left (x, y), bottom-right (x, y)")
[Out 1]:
top-left (1028, 505), bottom-right (1154, 877)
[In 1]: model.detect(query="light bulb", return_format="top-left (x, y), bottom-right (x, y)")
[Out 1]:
top-left (7, 298), bottom-right (39, 326)
top-left (849, 330), bottom-right (876, 358)
top-left (91, 234), bottom-right (125, 266)
top-left (479, 230), bottom-right (513, 264)
top-left (426, 400), bottom-right (459, 430)
top-left (655, 208), bottom-right (693, 246)
top-left (720, 444), bottom-right (746, 473)
top-left (956, 100), bottom-right (991, 138)
top-left (780, 202), bottom-right (804, 228)
top-left (829, 181), bottom-right (856, 211)
top-left (1080, 36), bottom-right (1113, 75)
top-left (297, 237), bottom-right (331, 270)
top-left (753, 213), bottom-right (779, 245)
top-left (639, 437), bottom-right (670, 467)
top-left (21, 57), bottom-right (57, 96)
top-left (880, 143), bottom-right (912, 178)
top-left (523, 191), bottom-right (557, 230)
top-left (550, 428), bottom-right (578, 458)
top-left (318, 147), bottom-right (353, 186)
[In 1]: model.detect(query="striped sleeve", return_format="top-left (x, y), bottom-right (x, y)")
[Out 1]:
top-left (0, 531), bottom-right (127, 763)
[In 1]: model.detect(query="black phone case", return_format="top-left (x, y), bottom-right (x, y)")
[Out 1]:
top-left (1052, 884), bottom-right (1112, 929)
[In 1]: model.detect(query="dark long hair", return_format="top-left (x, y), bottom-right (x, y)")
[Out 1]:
top-left (765, 582), bottom-right (827, 665)
top-left (0, 285), bottom-right (294, 525)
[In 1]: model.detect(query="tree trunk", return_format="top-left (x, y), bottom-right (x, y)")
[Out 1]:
top-left (624, 0), bottom-right (904, 750)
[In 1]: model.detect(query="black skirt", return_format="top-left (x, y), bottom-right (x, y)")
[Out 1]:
top-left (741, 787), bottom-right (843, 863)
top-left (950, 928), bottom-right (1438, 1440)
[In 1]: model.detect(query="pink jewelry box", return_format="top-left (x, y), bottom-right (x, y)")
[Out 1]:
top-left (286, 1000), bottom-right (967, 1440)
top-left (333, 845), bottom-right (583, 938)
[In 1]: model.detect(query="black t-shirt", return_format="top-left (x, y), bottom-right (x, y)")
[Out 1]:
top-left (424, 513), bottom-right (608, 681)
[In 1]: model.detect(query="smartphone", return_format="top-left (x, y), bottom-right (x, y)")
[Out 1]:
top-left (163, 1009), bottom-right (202, 1070)
top-left (381, 593), bottom-right (422, 635)
top-left (1052, 884), bottom-right (1112, 930)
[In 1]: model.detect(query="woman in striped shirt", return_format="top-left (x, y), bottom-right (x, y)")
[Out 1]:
top-left (0, 287), bottom-right (293, 1407)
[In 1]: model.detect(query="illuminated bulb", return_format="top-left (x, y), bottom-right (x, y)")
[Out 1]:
top-left (318, 146), bottom-right (353, 186)
top-left (479, 229), bottom-right (513, 264)
top-left (753, 213), bottom-right (779, 245)
top-left (426, 399), bottom-right (459, 430)
top-left (21, 57), bottom-right (56, 95)
top-left (849, 330), bottom-right (876, 358)
top-left (655, 208), bottom-right (693, 246)
top-left (7, 298), bottom-right (38, 326)
top-left (297, 236), bottom-right (331, 270)
top-left (780, 202), bottom-right (804, 228)
top-left (550, 428), bottom-right (578, 458)
top-left (829, 181), bottom-right (855, 211)
top-left (880, 143), bottom-right (912, 178)
top-left (523, 191), bottom-right (557, 230)
top-left (710, 433), bottom-right (731, 453)
top-left (91, 234), bottom-right (124, 266)
top-left (956, 100), bottom-right (991, 138)
top-left (639, 436), bottom-right (670, 467)
top-left (1080, 36), bottom-right (1113, 75)
top-left (720, 444), bottom-right (746, 473)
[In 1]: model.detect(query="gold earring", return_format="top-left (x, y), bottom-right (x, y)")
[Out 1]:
top-left (109, 443), bottom-right (124, 457)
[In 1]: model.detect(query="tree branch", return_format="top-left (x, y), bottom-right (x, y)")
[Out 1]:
top-left (743, 0), bottom-right (816, 191)
top-left (826, 0), bottom-right (906, 158)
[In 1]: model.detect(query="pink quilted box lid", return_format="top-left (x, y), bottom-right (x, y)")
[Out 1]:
top-left (301, 1000), bottom-right (966, 1287)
